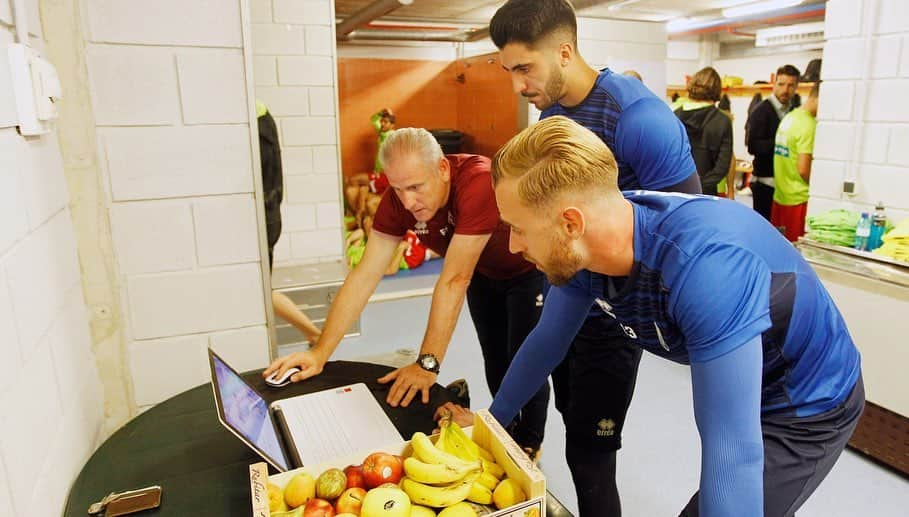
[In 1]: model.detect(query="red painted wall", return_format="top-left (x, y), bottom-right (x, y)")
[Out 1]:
top-left (337, 53), bottom-right (517, 178)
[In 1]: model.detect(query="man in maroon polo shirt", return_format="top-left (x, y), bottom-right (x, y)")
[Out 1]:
top-left (265, 127), bottom-right (549, 455)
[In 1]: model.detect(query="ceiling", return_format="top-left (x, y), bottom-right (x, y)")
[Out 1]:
top-left (334, 0), bottom-right (827, 42)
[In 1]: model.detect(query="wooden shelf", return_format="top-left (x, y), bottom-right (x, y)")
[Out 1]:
top-left (667, 82), bottom-right (817, 98)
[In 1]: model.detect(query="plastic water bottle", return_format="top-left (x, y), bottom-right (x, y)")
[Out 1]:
top-left (854, 212), bottom-right (871, 251)
top-left (868, 202), bottom-right (888, 251)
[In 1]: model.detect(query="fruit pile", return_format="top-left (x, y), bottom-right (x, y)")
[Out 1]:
top-left (267, 418), bottom-right (528, 517)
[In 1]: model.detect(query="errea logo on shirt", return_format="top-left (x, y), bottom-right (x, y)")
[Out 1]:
top-left (596, 418), bottom-right (616, 437)
top-left (414, 221), bottom-right (428, 235)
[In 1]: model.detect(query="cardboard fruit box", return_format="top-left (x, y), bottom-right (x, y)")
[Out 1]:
top-left (249, 409), bottom-right (546, 516)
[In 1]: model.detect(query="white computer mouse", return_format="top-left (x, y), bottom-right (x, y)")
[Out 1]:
top-left (265, 367), bottom-right (301, 388)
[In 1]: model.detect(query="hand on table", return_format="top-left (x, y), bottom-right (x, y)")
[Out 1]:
top-left (262, 350), bottom-right (325, 383)
top-left (433, 402), bottom-right (474, 431)
top-left (378, 363), bottom-right (436, 407)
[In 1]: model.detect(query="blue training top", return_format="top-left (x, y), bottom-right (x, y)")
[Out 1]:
top-left (490, 192), bottom-right (861, 515)
top-left (541, 68), bottom-right (697, 191)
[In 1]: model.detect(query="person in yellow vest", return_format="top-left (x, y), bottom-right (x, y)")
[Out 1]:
top-left (771, 83), bottom-right (819, 242)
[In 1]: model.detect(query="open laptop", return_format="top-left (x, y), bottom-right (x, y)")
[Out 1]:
top-left (208, 348), bottom-right (404, 472)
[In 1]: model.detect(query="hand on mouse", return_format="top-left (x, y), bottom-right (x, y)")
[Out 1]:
top-left (263, 350), bottom-right (325, 384)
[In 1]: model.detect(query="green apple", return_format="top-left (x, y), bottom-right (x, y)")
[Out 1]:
top-left (360, 487), bottom-right (411, 517)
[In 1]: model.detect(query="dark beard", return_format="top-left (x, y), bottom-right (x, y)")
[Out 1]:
top-left (532, 62), bottom-right (565, 111)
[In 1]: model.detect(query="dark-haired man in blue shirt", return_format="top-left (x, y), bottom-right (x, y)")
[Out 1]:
top-left (489, 1), bottom-right (700, 514)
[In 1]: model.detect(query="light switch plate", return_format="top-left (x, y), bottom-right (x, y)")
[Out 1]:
top-left (7, 42), bottom-right (60, 136)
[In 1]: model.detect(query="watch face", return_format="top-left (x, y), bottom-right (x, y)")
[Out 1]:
top-left (419, 354), bottom-right (438, 371)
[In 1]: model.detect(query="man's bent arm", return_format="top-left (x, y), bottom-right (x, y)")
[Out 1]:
top-left (418, 233), bottom-right (491, 363)
top-left (490, 286), bottom-right (593, 425)
top-left (311, 231), bottom-right (401, 362)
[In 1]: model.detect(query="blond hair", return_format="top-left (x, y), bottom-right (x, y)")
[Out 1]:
top-left (491, 116), bottom-right (619, 207)
top-left (380, 127), bottom-right (444, 172)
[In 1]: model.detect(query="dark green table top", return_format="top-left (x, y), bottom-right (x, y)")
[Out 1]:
top-left (64, 360), bottom-right (572, 516)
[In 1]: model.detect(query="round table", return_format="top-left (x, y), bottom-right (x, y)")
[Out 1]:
top-left (64, 360), bottom-right (573, 516)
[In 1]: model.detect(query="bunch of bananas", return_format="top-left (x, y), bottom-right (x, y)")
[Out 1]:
top-left (401, 417), bottom-right (508, 509)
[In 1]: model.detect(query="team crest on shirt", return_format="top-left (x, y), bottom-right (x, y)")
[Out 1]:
top-left (596, 418), bottom-right (616, 437)
top-left (414, 221), bottom-right (428, 236)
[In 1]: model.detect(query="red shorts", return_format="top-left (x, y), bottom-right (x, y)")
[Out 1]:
top-left (770, 201), bottom-right (807, 242)
top-left (367, 172), bottom-right (389, 195)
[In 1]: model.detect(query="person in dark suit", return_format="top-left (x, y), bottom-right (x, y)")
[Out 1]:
top-left (745, 65), bottom-right (800, 221)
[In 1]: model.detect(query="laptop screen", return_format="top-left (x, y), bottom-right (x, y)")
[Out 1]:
top-left (208, 349), bottom-right (289, 471)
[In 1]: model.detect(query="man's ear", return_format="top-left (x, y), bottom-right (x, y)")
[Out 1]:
top-left (561, 206), bottom-right (585, 238)
top-left (559, 41), bottom-right (574, 66)
top-left (439, 157), bottom-right (451, 182)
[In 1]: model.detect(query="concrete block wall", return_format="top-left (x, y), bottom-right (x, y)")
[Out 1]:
top-left (251, 0), bottom-right (345, 266)
top-left (808, 0), bottom-right (909, 223)
top-left (578, 17), bottom-right (668, 102)
top-left (0, 11), bottom-right (104, 516)
top-left (83, 0), bottom-right (271, 408)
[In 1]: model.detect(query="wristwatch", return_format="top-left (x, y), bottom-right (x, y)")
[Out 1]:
top-left (416, 353), bottom-right (440, 374)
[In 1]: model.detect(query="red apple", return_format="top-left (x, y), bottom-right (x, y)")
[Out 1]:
top-left (303, 498), bottom-right (335, 517)
top-left (344, 464), bottom-right (367, 489)
top-left (335, 487), bottom-right (367, 515)
top-left (361, 453), bottom-right (404, 489)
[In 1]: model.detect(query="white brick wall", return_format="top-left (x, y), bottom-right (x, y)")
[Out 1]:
top-left (577, 17), bottom-right (668, 99)
top-left (253, 0), bottom-right (344, 265)
top-left (193, 195), bottom-right (261, 266)
top-left (86, 44), bottom-right (182, 126)
top-left (176, 49), bottom-right (248, 125)
top-left (100, 125), bottom-right (254, 200)
top-left (109, 200), bottom-right (196, 275)
top-left (86, 0), bottom-right (242, 47)
top-left (81, 1), bottom-right (272, 410)
top-left (128, 334), bottom-right (209, 405)
top-left (127, 264), bottom-right (265, 340)
top-left (0, 122), bottom-right (103, 517)
top-left (808, 0), bottom-right (909, 219)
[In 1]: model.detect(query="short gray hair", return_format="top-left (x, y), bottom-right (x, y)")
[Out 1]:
top-left (379, 127), bottom-right (444, 172)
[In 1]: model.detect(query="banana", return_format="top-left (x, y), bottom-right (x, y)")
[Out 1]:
top-left (481, 459), bottom-right (505, 480)
top-left (466, 482), bottom-right (493, 505)
top-left (475, 471), bottom-right (500, 491)
top-left (441, 420), bottom-right (481, 461)
top-left (402, 473), bottom-right (479, 508)
top-left (411, 432), bottom-right (476, 468)
top-left (476, 445), bottom-right (495, 463)
top-left (404, 456), bottom-right (481, 485)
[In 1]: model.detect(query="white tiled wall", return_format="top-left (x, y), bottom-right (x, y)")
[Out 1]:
top-left (251, 0), bottom-right (344, 266)
top-left (1, 21), bottom-right (104, 516)
top-left (83, 0), bottom-right (272, 410)
top-left (578, 17), bottom-right (668, 101)
top-left (808, 0), bottom-right (909, 223)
